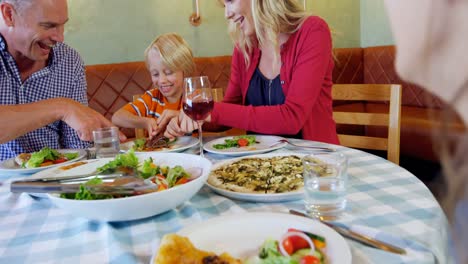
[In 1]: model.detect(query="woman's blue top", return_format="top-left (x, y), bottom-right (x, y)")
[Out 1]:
top-left (245, 67), bottom-right (302, 138)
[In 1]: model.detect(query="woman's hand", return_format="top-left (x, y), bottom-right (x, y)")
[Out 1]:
top-left (164, 111), bottom-right (199, 138)
top-left (156, 109), bottom-right (180, 133)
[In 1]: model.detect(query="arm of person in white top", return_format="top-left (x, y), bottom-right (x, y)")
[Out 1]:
top-left (0, 98), bottom-right (126, 144)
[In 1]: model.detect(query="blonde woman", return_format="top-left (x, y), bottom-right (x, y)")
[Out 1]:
top-left (112, 33), bottom-right (195, 137)
top-left (384, 0), bottom-right (468, 263)
top-left (166, 0), bottom-right (339, 144)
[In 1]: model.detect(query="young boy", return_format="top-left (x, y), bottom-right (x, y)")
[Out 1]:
top-left (112, 33), bottom-right (195, 138)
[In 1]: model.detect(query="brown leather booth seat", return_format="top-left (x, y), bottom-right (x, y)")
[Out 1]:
top-left (85, 46), bottom-right (465, 162)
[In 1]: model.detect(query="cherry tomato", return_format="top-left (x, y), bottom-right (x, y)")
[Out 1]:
top-left (175, 178), bottom-right (189, 185)
top-left (281, 237), bottom-right (295, 255)
top-left (53, 158), bottom-right (67, 164)
top-left (40, 161), bottom-right (54, 167)
top-left (157, 184), bottom-right (167, 192)
top-left (300, 255), bottom-right (320, 264)
top-left (287, 228), bottom-right (310, 250)
top-left (237, 138), bottom-right (249, 147)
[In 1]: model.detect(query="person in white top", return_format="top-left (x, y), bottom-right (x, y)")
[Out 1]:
top-left (383, 0), bottom-right (468, 263)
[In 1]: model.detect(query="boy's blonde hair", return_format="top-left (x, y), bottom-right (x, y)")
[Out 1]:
top-left (223, 0), bottom-right (308, 66)
top-left (144, 33), bottom-right (196, 77)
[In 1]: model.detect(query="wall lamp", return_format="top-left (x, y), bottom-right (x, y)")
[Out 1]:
top-left (189, 0), bottom-right (202, 27)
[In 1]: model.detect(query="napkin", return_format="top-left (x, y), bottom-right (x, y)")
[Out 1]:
top-left (330, 222), bottom-right (451, 264)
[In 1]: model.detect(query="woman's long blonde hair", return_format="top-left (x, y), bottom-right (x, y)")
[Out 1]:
top-left (144, 33), bottom-right (195, 77)
top-left (225, 0), bottom-right (309, 66)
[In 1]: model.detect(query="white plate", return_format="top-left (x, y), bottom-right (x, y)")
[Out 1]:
top-left (120, 136), bottom-right (199, 153)
top-left (0, 149), bottom-right (87, 176)
top-left (151, 212), bottom-right (351, 263)
top-left (43, 153), bottom-right (211, 222)
top-left (203, 135), bottom-right (287, 156)
top-left (206, 153), bottom-right (305, 202)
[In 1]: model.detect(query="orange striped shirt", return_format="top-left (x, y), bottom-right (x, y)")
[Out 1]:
top-left (123, 89), bottom-right (182, 118)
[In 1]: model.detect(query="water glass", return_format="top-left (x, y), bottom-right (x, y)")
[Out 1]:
top-left (302, 152), bottom-right (348, 218)
top-left (92, 127), bottom-right (120, 158)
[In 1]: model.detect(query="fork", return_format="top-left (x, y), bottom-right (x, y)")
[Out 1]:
top-left (270, 139), bottom-right (336, 152)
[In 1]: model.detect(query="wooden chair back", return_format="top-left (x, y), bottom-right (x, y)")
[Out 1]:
top-left (132, 94), bottom-right (147, 139)
top-left (332, 84), bottom-right (402, 164)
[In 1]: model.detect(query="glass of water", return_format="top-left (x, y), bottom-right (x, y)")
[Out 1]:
top-left (92, 127), bottom-right (120, 158)
top-left (302, 152), bottom-right (348, 218)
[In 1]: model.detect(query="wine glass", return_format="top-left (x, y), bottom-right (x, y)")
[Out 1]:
top-left (182, 76), bottom-right (214, 156)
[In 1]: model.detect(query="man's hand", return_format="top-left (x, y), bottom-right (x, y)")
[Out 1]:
top-left (61, 99), bottom-right (126, 142)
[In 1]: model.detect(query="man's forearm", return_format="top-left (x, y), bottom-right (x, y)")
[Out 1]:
top-left (0, 98), bottom-right (65, 143)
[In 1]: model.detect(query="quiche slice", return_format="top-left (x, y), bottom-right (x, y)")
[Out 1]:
top-left (208, 155), bottom-right (304, 194)
top-left (154, 234), bottom-right (241, 264)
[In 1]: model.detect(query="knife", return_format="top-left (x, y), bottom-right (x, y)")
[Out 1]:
top-left (289, 209), bottom-right (407, 255)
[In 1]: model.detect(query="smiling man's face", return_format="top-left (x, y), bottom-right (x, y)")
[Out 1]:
top-left (7, 0), bottom-right (69, 63)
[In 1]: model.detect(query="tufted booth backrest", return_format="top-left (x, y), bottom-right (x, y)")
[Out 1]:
top-left (362, 46), bottom-right (444, 108)
top-left (85, 46), bottom-right (447, 120)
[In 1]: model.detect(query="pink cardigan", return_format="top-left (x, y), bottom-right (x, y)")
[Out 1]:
top-left (211, 16), bottom-right (339, 144)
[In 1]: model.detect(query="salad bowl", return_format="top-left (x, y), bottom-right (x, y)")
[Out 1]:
top-left (45, 152), bottom-right (211, 222)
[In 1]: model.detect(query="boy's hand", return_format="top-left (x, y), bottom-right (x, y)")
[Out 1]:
top-left (142, 117), bottom-right (159, 138)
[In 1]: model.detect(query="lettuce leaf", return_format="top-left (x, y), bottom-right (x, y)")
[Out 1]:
top-left (139, 157), bottom-right (159, 179)
top-left (96, 150), bottom-right (139, 174)
top-left (166, 165), bottom-right (189, 187)
top-left (25, 147), bottom-right (60, 168)
top-left (63, 152), bottom-right (79, 160)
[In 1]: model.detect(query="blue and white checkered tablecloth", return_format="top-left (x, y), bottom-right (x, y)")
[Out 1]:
top-left (0, 139), bottom-right (453, 264)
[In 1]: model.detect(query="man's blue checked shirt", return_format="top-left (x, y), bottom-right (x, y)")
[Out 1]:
top-left (0, 34), bottom-right (90, 161)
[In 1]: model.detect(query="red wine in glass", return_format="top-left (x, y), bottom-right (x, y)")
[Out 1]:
top-left (183, 76), bottom-right (213, 157)
top-left (183, 100), bottom-right (214, 121)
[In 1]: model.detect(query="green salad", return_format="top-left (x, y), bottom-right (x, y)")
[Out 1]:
top-left (213, 135), bottom-right (257, 149)
top-left (21, 147), bottom-right (79, 168)
top-left (60, 150), bottom-right (191, 200)
top-left (245, 228), bottom-right (327, 264)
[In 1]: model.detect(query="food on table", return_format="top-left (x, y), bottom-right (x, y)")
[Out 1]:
top-left (59, 161), bottom-right (88, 170)
top-left (245, 229), bottom-right (328, 264)
top-left (213, 135), bottom-right (257, 149)
top-left (208, 155), bottom-right (303, 194)
top-left (60, 151), bottom-right (193, 200)
top-left (154, 233), bottom-right (241, 264)
top-left (15, 147), bottom-right (79, 168)
top-left (132, 134), bottom-right (177, 152)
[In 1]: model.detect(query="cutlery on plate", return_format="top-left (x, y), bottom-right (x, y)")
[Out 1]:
top-left (270, 139), bottom-right (336, 152)
top-left (289, 209), bottom-right (407, 255)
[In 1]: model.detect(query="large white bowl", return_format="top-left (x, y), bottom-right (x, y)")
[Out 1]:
top-left (46, 153), bottom-right (211, 222)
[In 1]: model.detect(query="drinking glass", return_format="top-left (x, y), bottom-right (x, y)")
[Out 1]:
top-left (302, 152), bottom-right (348, 219)
top-left (92, 127), bottom-right (120, 158)
top-left (182, 76), bottom-right (213, 157)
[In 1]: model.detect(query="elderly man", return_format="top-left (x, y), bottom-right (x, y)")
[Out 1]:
top-left (0, 0), bottom-right (124, 161)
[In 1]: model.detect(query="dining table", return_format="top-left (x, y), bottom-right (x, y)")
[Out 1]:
top-left (0, 138), bottom-right (453, 264)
